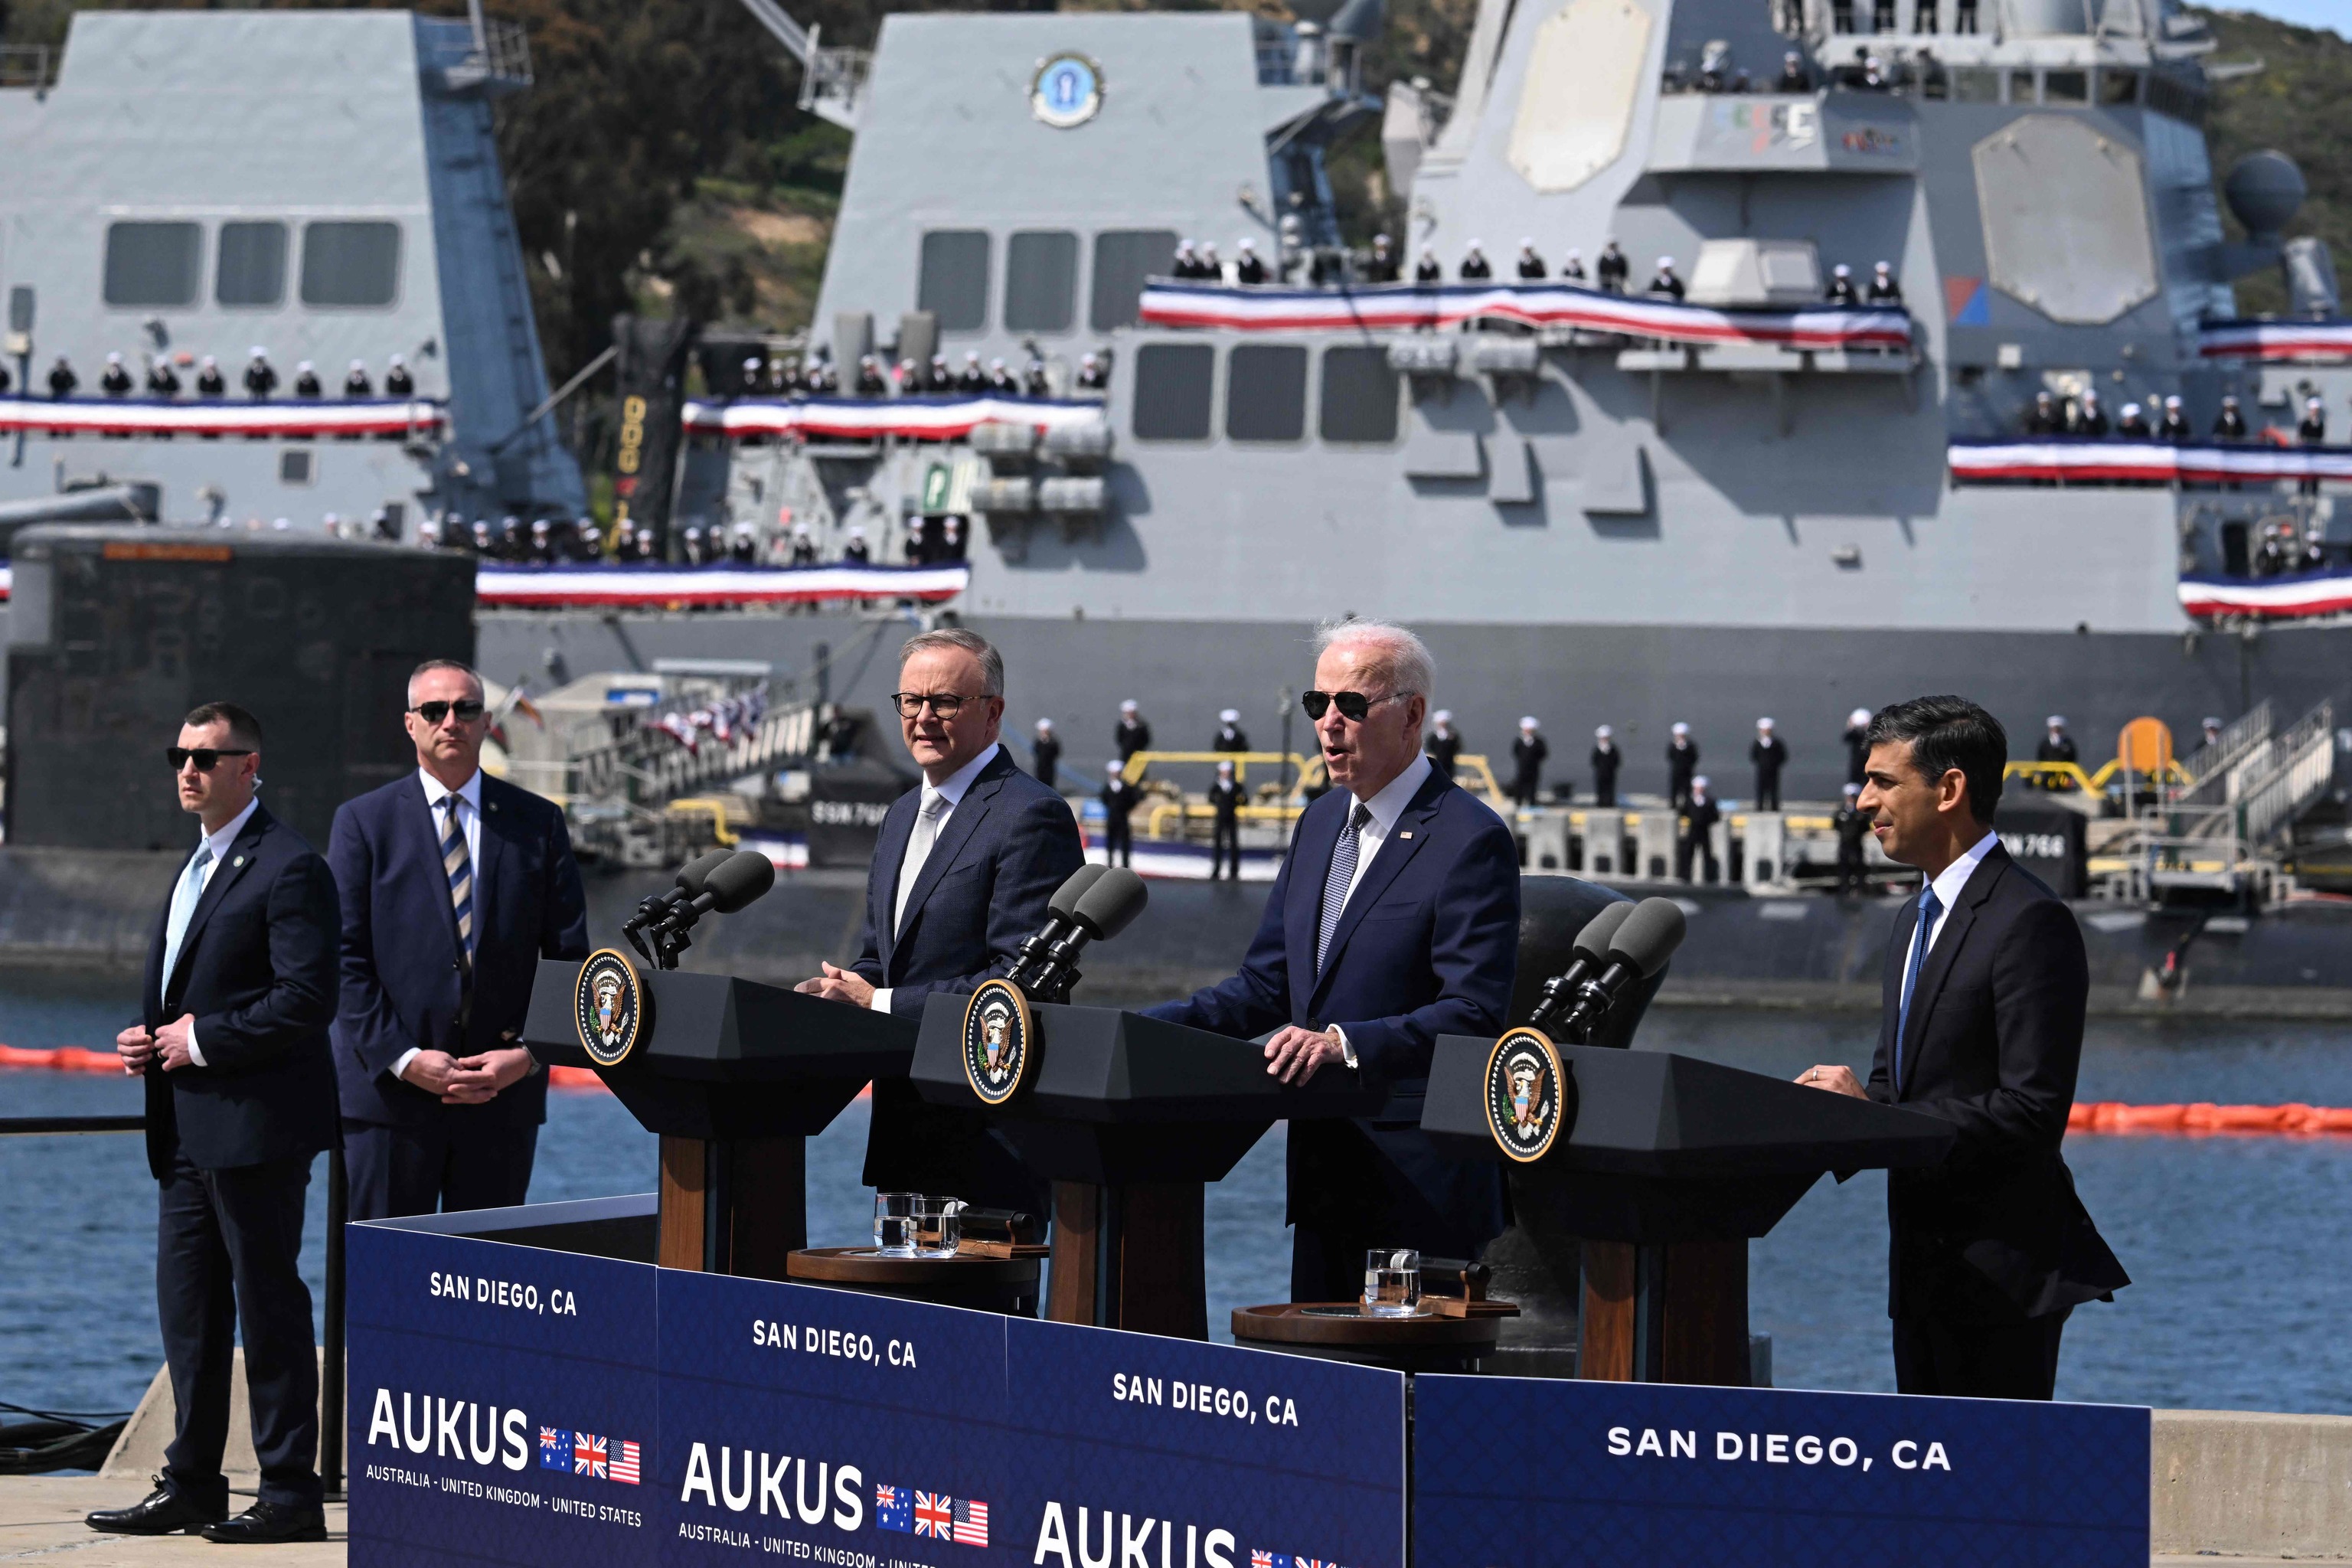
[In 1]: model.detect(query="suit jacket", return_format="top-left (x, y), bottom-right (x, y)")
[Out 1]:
top-left (328, 773), bottom-right (590, 1129)
top-left (1144, 766), bottom-right (1519, 1246)
top-left (139, 804), bottom-right (340, 1178)
top-left (848, 744), bottom-right (1086, 1019)
top-left (1867, 845), bottom-right (2129, 1322)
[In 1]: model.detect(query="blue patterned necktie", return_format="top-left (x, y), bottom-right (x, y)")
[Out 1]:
top-left (1895, 886), bottom-right (1942, 1085)
top-left (1315, 802), bottom-right (1371, 978)
top-left (440, 795), bottom-right (475, 969)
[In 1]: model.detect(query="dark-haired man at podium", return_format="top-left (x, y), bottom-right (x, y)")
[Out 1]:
top-left (797, 629), bottom-right (1083, 1211)
top-left (1798, 695), bottom-right (2127, 1400)
top-left (1142, 619), bottom-right (1519, 1301)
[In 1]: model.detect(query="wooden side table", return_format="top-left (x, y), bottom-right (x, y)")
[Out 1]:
top-left (1231, 1304), bottom-right (1504, 1374)
top-left (786, 1247), bottom-right (1042, 1316)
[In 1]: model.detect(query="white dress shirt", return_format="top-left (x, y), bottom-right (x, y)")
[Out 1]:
top-left (394, 768), bottom-right (485, 1083)
top-left (1325, 753), bottom-right (1434, 1067)
top-left (1904, 828), bottom-right (2001, 985)
top-left (168, 796), bottom-right (261, 1068)
top-left (871, 743), bottom-right (1003, 1014)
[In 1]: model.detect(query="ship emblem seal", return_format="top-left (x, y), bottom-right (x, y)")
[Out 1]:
top-left (962, 978), bottom-right (1037, 1106)
top-left (1030, 52), bottom-right (1103, 129)
top-left (1484, 1027), bottom-right (1567, 1163)
top-left (573, 948), bottom-right (652, 1069)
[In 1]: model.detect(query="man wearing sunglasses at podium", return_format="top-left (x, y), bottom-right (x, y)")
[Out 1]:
top-left (1142, 619), bottom-right (1521, 1302)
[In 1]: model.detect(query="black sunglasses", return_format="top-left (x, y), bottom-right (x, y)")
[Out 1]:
top-left (1302, 690), bottom-right (1403, 723)
top-left (409, 699), bottom-right (488, 725)
top-left (166, 747), bottom-right (254, 773)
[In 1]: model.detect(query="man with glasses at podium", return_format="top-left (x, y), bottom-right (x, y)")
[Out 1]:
top-left (1141, 619), bottom-right (1521, 1302)
top-left (797, 629), bottom-right (1084, 1211)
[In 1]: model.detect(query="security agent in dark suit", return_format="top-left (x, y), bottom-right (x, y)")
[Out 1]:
top-left (1144, 619), bottom-right (1519, 1301)
top-left (91, 704), bottom-right (338, 1544)
top-left (1208, 759), bottom-right (1244, 881)
top-left (328, 660), bottom-right (590, 1219)
top-left (798, 629), bottom-right (1085, 1210)
top-left (1799, 696), bottom-right (2128, 1400)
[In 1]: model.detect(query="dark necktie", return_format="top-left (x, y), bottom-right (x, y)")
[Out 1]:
top-left (1315, 803), bottom-right (1371, 978)
top-left (1895, 887), bottom-right (1942, 1086)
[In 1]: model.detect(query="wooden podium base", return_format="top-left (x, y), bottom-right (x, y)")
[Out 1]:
top-left (787, 1247), bottom-right (1040, 1315)
top-left (1578, 1238), bottom-right (1749, 1385)
top-left (1046, 1180), bottom-right (1206, 1338)
top-left (658, 1133), bottom-right (807, 1280)
top-left (1232, 1304), bottom-right (1501, 1374)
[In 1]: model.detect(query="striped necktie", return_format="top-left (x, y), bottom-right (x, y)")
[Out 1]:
top-left (1895, 887), bottom-right (1942, 1086)
top-left (1315, 802), bottom-right (1371, 978)
top-left (440, 794), bottom-right (475, 968)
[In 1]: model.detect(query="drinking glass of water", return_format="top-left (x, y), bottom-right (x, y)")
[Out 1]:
top-left (1362, 1249), bottom-right (1422, 1317)
top-left (914, 1196), bottom-right (965, 1258)
top-left (874, 1192), bottom-right (921, 1256)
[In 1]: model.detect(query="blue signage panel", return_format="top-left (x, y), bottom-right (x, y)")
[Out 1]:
top-left (347, 1222), bottom-right (660, 1568)
top-left (1412, 1374), bottom-right (2148, 1568)
top-left (659, 1276), bottom-right (1407, 1568)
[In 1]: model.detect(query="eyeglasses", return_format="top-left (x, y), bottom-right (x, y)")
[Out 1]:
top-left (409, 700), bottom-right (487, 726)
top-left (1302, 690), bottom-right (1405, 724)
top-left (890, 691), bottom-right (984, 720)
top-left (166, 747), bottom-right (254, 773)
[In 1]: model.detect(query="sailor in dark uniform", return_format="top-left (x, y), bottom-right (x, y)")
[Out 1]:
top-left (148, 358), bottom-right (182, 397)
top-left (854, 355), bottom-right (887, 396)
top-left (1825, 264), bottom-right (1859, 306)
top-left (2037, 715), bottom-right (2078, 788)
top-left (1459, 240), bottom-right (1492, 280)
top-left (1647, 256), bottom-right (1684, 299)
top-left (1363, 234), bottom-right (1399, 283)
top-left (1676, 776), bottom-right (1721, 884)
top-left (1171, 239), bottom-right (1204, 279)
top-left (842, 525), bottom-right (871, 565)
top-left (1212, 707), bottom-right (1250, 754)
top-left (1666, 721), bottom-right (1699, 807)
top-left (2158, 395), bottom-right (2191, 443)
top-left (2117, 400), bottom-right (2151, 439)
top-left (2070, 390), bottom-right (2109, 437)
top-left (939, 516), bottom-right (964, 562)
top-left (1424, 709), bottom-right (1463, 776)
top-left (1596, 240), bottom-right (1629, 293)
top-left (2213, 394), bottom-right (2248, 441)
top-left (1515, 239), bottom-right (1547, 279)
top-left (957, 352), bottom-right (987, 394)
top-left (1414, 247), bottom-right (1443, 284)
top-left (244, 348), bottom-right (277, 400)
top-left (1207, 760), bottom-right (1244, 882)
top-left (1077, 353), bottom-right (1109, 390)
top-left (982, 358), bottom-right (1014, 394)
top-left (100, 352), bottom-right (134, 397)
top-left (344, 360), bottom-right (372, 397)
top-left (1779, 50), bottom-right (1812, 90)
top-left (1844, 707), bottom-right (1872, 787)
top-left (196, 357), bottom-right (227, 397)
top-left (2024, 390), bottom-right (2062, 436)
top-left (2301, 525), bottom-right (2330, 573)
top-left (1031, 718), bottom-right (1061, 791)
top-left (1749, 717), bottom-right (1789, 811)
top-left (292, 361), bottom-right (322, 398)
top-left (528, 518), bottom-right (554, 562)
top-left (1234, 239), bottom-right (1268, 285)
top-left (384, 354), bottom-right (415, 397)
top-left (1589, 725), bottom-right (1621, 807)
top-left (1560, 247), bottom-right (1587, 283)
top-left (1198, 242), bottom-right (1223, 279)
top-left (1115, 700), bottom-right (1152, 764)
top-left (905, 515), bottom-right (929, 566)
top-left (789, 524), bottom-right (817, 565)
top-left (1099, 760), bottom-right (1138, 869)
top-left (574, 517), bottom-right (603, 561)
top-left (1024, 358), bottom-right (1051, 397)
top-left (1833, 782), bottom-right (1868, 894)
top-left (1510, 717), bottom-right (1548, 808)
top-left (1867, 260), bottom-right (1903, 304)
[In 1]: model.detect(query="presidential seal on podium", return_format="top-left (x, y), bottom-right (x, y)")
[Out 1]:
top-left (574, 948), bottom-right (652, 1068)
top-left (962, 978), bottom-right (1037, 1106)
top-left (1485, 1027), bottom-right (1567, 1163)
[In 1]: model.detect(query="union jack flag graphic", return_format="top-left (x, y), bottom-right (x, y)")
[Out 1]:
top-left (874, 1485), bottom-right (912, 1532)
top-left (914, 1491), bottom-right (953, 1538)
top-left (538, 1428), bottom-right (571, 1471)
top-left (573, 1432), bottom-right (609, 1479)
top-left (610, 1439), bottom-right (641, 1485)
top-left (952, 1498), bottom-right (989, 1547)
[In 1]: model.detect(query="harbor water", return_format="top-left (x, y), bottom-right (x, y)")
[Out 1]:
top-left (3, 970), bottom-right (2348, 1426)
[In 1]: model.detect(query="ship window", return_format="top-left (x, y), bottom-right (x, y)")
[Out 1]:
top-left (2043, 70), bottom-right (2087, 104)
top-left (919, 230), bottom-right (990, 333)
top-left (1951, 68), bottom-right (2000, 103)
top-left (215, 221), bottom-right (288, 309)
top-left (1132, 343), bottom-right (1214, 441)
top-left (300, 221), bottom-right (401, 308)
top-left (1226, 345), bottom-right (1307, 443)
top-left (1318, 346), bottom-right (1400, 444)
top-left (103, 221), bottom-right (201, 308)
top-left (1004, 231), bottom-right (1078, 333)
top-left (1090, 230), bottom-right (1179, 331)
top-left (2098, 68), bottom-right (2139, 105)
top-left (2007, 69), bottom-right (2037, 103)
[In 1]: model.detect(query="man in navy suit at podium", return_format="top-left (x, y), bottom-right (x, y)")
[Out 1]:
top-left (1144, 619), bottom-right (1521, 1301)
top-left (797, 629), bottom-right (1083, 1210)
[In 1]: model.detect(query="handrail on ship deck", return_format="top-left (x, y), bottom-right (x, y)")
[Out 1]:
top-left (1119, 750), bottom-right (1511, 819)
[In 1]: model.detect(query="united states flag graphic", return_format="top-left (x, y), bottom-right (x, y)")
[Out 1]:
top-left (573, 1432), bottom-right (609, 1479)
top-left (914, 1491), bottom-right (953, 1538)
top-left (953, 1498), bottom-right (989, 1547)
top-left (610, 1439), bottom-right (641, 1485)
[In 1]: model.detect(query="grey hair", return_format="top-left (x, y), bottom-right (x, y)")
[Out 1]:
top-left (407, 658), bottom-right (483, 701)
top-left (1313, 616), bottom-right (1435, 701)
top-left (898, 627), bottom-right (1004, 697)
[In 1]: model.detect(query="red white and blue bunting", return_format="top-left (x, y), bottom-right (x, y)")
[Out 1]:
top-left (1949, 438), bottom-right (2352, 485)
top-left (2180, 571), bottom-right (2352, 622)
top-left (474, 561), bottom-right (969, 609)
top-left (683, 397), bottom-right (1107, 443)
top-left (0, 397), bottom-right (445, 439)
top-left (1134, 279), bottom-right (1916, 351)
top-left (2196, 319), bottom-right (2352, 364)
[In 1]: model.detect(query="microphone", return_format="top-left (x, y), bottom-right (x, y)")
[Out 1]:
top-left (1523, 901), bottom-right (1636, 1035)
top-left (1005, 865), bottom-right (1149, 1003)
top-left (1551, 896), bottom-right (1687, 1044)
top-left (640, 850), bottom-right (778, 968)
top-left (622, 848), bottom-right (737, 964)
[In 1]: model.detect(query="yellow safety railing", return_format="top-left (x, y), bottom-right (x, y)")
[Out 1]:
top-left (1141, 801), bottom-right (1307, 838)
top-left (2004, 759), bottom-right (2194, 792)
top-left (666, 795), bottom-right (746, 846)
top-left (1123, 750), bottom-right (1513, 817)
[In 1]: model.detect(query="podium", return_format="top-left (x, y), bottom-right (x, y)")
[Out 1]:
top-left (521, 959), bottom-right (916, 1280)
top-left (910, 995), bottom-right (1385, 1339)
top-left (1423, 1040), bottom-right (1955, 1384)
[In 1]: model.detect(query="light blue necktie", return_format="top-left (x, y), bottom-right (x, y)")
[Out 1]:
top-left (1315, 802), bottom-right (1371, 978)
top-left (160, 842), bottom-right (213, 997)
top-left (1894, 887), bottom-right (1943, 1086)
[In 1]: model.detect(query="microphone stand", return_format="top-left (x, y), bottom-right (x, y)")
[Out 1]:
top-left (1006, 924), bottom-right (1089, 1004)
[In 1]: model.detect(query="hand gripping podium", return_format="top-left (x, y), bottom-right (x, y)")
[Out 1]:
top-left (521, 958), bottom-right (916, 1279)
top-left (1423, 1040), bottom-right (1955, 1384)
top-left (910, 994), bottom-right (1385, 1340)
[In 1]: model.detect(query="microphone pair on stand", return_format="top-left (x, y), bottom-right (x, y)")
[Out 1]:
top-left (1004, 864), bottom-right (1150, 1004)
top-left (622, 848), bottom-right (778, 969)
top-left (1523, 896), bottom-right (1687, 1044)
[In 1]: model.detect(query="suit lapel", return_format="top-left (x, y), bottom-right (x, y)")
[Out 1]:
top-left (1897, 848), bottom-right (2007, 1097)
top-left (1307, 770), bottom-right (1449, 1011)
top-left (1285, 795), bottom-right (1344, 1016)
top-left (472, 779), bottom-right (509, 942)
top-left (1874, 897), bottom-right (1916, 1091)
top-left (165, 806), bottom-right (270, 1000)
top-left (893, 748), bottom-right (1011, 947)
top-left (872, 790), bottom-right (919, 973)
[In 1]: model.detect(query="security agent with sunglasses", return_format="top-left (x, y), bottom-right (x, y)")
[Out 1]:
top-left (797, 629), bottom-right (1084, 1209)
top-left (1142, 619), bottom-right (1520, 1301)
top-left (326, 660), bottom-right (589, 1219)
top-left (93, 704), bottom-right (339, 1544)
